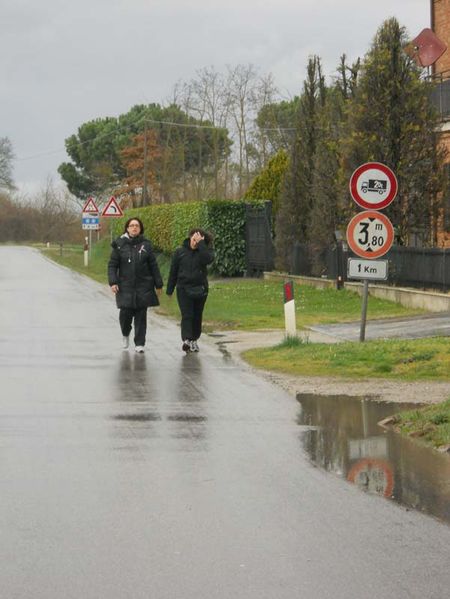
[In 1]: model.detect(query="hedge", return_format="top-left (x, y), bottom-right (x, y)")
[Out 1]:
top-left (111, 200), bottom-right (255, 276)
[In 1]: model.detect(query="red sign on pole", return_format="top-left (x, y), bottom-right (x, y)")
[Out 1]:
top-left (101, 196), bottom-right (123, 217)
top-left (349, 162), bottom-right (398, 210)
top-left (82, 197), bottom-right (99, 214)
top-left (346, 211), bottom-right (394, 259)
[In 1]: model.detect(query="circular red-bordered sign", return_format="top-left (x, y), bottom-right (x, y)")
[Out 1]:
top-left (347, 458), bottom-right (394, 498)
top-left (349, 162), bottom-right (398, 210)
top-left (346, 211), bottom-right (394, 259)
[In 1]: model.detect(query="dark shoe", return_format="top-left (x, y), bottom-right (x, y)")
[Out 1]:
top-left (182, 341), bottom-right (191, 353)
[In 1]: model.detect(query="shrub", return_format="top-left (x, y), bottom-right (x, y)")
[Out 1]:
top-left (112, 199), bottom-right (256, 276)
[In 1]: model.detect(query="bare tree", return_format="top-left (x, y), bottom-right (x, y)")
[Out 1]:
top-left (0, 137), bottom-right (15, 190)
top-left (249, 72), bottom-right (279, 170)
top-left (34, 177), bottom-right (80, 242)
top-left (226, 64), bottom-right (258, 197)
top-left (194, 66), bottom-right (231, 198)
top-left (180, 67), bottom-right (232, 199)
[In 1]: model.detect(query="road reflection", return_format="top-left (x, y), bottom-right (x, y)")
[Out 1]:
top-left (167, 354), bottom-right (208, 449)
top-left (110, 351), bottom-right (208, 454)
top-left (297, 394), bottom-right (450, 524)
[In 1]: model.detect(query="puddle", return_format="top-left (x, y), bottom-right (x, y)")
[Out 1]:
top-left (297, 394), bottom-right (450, 524)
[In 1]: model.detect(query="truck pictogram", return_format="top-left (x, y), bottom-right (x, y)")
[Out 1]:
top-left (361, 179), bottom-right (387, 194)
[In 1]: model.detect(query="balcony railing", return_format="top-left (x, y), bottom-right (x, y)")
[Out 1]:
top-left (429, 70), bottom-right (450, 120)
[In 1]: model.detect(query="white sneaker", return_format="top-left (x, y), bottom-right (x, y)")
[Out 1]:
top-left (135, 346), bottom-right (145, 353)
top-left (122, 336), bottom-right (129, 349)
top-left (190, 340), bottom-right (199, 352)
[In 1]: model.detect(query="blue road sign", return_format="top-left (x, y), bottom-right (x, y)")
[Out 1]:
top-left (82, 214), bottom-right (99, 230)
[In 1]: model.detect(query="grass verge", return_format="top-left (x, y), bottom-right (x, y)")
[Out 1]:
top-left (243, 337), bottom-right (450, 381)
top-left (164, 278), bottom-right (421, 331)
top-left (390, 399), bottom-right (450, 449)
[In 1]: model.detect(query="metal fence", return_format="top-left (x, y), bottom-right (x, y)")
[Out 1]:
top-left (244, 201), bottom-right (274, 275)
top-left (430, 74), bottom-right (450, 120)
top-left (291, 243), bottom-right (450, 292)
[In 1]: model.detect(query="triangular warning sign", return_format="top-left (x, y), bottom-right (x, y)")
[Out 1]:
top-left (82, 197), bottom-right (99, 213)
top-left (101, 196), bottom-right (124, 217)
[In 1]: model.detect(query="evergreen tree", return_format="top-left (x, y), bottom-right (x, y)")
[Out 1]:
top-left (275, 56), bottom-right (325, 270)
top-left (309, 57), bottom-right (361, 268)
top-left (58, 104), bottom-right (231, 201)
top-left (342, 18), bottom-right (445, 244)
top-left (309, 91), bottom-right (344, 274)
top-left (243, 149), bottom-right (289, 213)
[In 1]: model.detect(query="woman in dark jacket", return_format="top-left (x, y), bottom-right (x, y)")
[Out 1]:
top-left (166, 228), bottom-right (214, 353)
top-left (108, 217), bottom-right (163, 353)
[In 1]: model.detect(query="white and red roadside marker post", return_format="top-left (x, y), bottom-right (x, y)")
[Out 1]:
top-left (83, 237), bottom-right (89, 267)
top-left (347, 162), bottom-right (397, 341)
top-left (283, 280), bottom-right (296, 338)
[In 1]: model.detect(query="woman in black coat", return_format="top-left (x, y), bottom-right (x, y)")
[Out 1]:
top-left (108, 217), bottom-right (163, 353)
top-left (166, 228), bottom-right (214, 353)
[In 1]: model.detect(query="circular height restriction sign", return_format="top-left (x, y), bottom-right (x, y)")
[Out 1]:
top-left (349, 162), bottom-right (398, 210)
top-left (346, 211), bottom-right (394, 259)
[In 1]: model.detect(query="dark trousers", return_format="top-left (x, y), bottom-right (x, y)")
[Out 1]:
top-left (119, 307), bottom-right (147, 346)
top-left (176, 287), bottom-right (207, 341)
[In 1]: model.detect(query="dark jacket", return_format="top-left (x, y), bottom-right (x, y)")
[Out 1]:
top-left (166, 238), bottom-right (214, 295)
top-left (108, 234), bottom-right (163, 309)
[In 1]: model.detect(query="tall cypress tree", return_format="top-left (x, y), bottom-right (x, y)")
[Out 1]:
top-left (275, 56), bottom-right (326, 270)
top-left (342, 18), bottom-right (445, 245)
top-left (309, 56), bottom-right (361, 273)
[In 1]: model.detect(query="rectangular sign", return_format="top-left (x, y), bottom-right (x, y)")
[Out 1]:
top-left (347, 258), bottom-right (388, 281)
top-left (82, 214), bottom-right (100, 230)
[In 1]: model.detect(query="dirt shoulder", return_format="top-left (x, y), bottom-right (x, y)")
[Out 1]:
top-left (208, 329), bottom-right (450, 405)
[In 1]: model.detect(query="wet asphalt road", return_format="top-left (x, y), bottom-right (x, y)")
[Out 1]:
top-left (1, 247), bottom-right (449, 599)
top-left (310, 312), bottom-right (450, 341)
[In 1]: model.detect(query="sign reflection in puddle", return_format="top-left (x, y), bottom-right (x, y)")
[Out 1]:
top-left (297, 394), bottom-right (450, 524)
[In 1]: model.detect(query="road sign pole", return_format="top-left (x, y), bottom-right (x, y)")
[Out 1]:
top-left (88, 229), bottom-right (92, 258)
top-left (359, 280), bottom-right (369, 342)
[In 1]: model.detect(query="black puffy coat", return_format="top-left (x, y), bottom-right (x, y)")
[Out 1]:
top-left (108, 234), bottom-right (163, 309)
top-left (166, 238), bottom-right (214, 295)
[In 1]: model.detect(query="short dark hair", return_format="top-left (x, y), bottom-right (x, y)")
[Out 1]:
top-left (123, 217), bottom-right (144, 234)
top-left (188, 228), bottom-right (213, 245)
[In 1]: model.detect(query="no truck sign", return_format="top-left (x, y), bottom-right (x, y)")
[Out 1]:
top-left (349, 162), bottom-right (398, 210)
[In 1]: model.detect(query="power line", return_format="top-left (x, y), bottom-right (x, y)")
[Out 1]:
top-left (16, 115), bottom-right (297, 162)
top-left (16, 114), bottom-right (148, 162)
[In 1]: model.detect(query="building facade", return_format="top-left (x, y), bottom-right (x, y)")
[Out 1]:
top-left (431, 0), bottom-right (450, 245)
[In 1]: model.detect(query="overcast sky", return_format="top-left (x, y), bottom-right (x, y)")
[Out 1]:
top-left (1, 0), bottom-right (430, 195)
